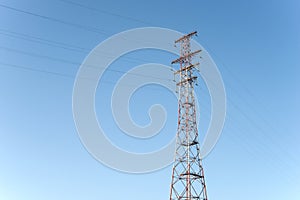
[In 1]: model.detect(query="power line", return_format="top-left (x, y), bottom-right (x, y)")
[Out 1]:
top-left (0, 3), bottom-right (172, 47)
top-left (57, 0), bottom-right (154, 26)
top-left (0, 3), bottom-right (109, 35)
top-left (0, 31), bottom-right (213, 96)
top-left (0, 61), bottom-right (74, 79)
top-left (0, 28), bottom-right (87, 52)
top-left (0, 29), bottom-right (151, 64)
top-left (201, 41), bottom-right (297, 164)
top-left (0, 46), bottom-right (173, 82)
top-left (0, 46), bottom-right (79, 65)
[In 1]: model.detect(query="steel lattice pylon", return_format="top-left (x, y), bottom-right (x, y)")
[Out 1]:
top-left (169, 31), bottom-right (208, 200)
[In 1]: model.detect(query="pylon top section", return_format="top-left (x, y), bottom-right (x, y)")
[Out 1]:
top-left (175, 31), bottom-right (198, 43)
top-left (171, 31), bottom-right (200, 66)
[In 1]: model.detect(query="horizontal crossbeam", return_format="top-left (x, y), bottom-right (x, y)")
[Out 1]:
top-left (175, 31), bottom-right (198, 43)
top-left (171, 50), bottom-right (201, 64)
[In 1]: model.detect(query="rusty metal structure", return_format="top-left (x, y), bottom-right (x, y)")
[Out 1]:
top-left (169, 31), bottom-right (208, 200)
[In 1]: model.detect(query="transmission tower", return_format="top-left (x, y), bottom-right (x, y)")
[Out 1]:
top-left (169, 31), bottom-right (208, 200)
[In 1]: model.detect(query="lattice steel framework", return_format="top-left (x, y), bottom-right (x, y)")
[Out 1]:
top-left (169, 31), bottom-right (208, 200)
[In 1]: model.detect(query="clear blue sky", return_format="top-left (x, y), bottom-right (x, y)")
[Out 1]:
top-left (0, 0), bottom-right (299, 199)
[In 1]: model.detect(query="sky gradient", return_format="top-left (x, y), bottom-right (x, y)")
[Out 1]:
top-left (0, 0), bottom-right (299, 199)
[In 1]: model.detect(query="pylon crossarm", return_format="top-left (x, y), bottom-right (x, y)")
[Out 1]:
top-left (171, 50), bottom-right (201, 64)
top-left (174, 63), bottom-right (199, 74)
top-left (175, 31), bottom-right (198, 43)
